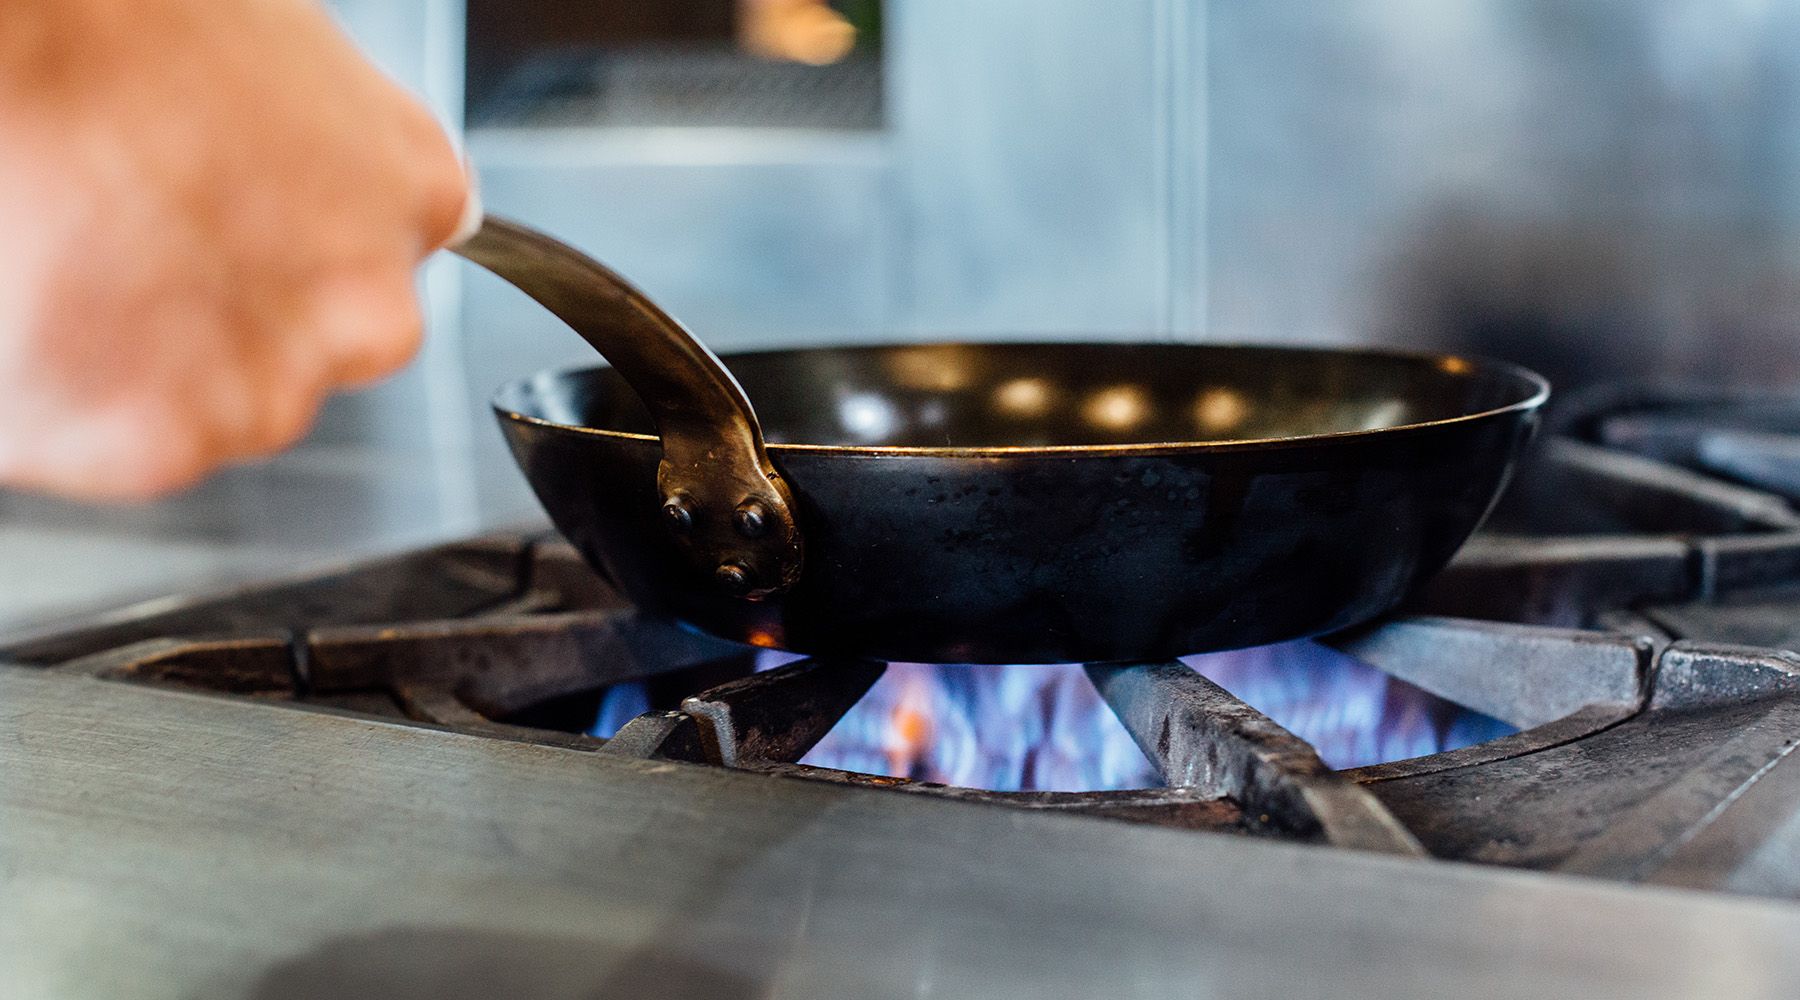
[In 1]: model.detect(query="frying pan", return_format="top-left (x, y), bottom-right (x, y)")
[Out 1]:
top-left (458, 217), bottom-right (1548, 665)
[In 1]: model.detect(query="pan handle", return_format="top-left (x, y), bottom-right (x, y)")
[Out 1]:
top-left (453, 215), bottom-right (802, 600)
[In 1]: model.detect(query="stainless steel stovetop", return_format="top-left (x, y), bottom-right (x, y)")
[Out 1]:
top-left (9, 386), bottom-right (1800, 999)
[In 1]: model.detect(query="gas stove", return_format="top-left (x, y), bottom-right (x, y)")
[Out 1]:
top-left (9, 389), bottom-right (1800, 997)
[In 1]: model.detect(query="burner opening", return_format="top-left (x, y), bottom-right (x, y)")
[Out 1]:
top-left (496, 687), bottom-right (613, 732)
top-left (497, 654), bottom-right (757, 733)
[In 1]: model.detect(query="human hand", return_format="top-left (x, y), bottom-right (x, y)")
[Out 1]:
top-left (0, 0), bottom-right (474, 499)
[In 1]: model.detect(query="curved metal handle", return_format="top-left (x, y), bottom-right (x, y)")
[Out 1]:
top-left (454, 215), bottom-right (802, 599)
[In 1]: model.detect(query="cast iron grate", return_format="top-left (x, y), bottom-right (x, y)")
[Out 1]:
top-left (13, 419), bottom-right (1800, 899)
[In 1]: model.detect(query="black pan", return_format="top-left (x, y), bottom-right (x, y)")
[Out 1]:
top-left (459, 217), bottom-right (1549, 665)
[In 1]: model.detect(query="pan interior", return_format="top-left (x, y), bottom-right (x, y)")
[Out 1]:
top-left (500, 343), bottom-right (1545, 450)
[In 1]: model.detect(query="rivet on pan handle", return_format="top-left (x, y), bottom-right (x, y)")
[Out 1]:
top-left (453, 216), bottom-right (803, 599)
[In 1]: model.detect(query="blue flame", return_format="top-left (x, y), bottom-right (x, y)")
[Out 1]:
top-left (589, 642), bottom-right (1517, 792)
top-left (589, 681), bottom-right (651, 739)
top-left (800, 661), bottom-right (1160, 791)
top-left (1182, 640), bottom-right (1516, 770)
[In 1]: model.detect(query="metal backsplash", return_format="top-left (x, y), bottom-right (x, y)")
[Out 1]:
top-left (1207, 0), bottom-right (1800, 393)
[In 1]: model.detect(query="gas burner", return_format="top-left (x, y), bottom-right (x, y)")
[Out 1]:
top-left (15, 522), bottom-right (1800, 897)
top-left (1412, 436), bottom-right (1800, 627)
top-left (1568, 384), bottom-right (1800, 501)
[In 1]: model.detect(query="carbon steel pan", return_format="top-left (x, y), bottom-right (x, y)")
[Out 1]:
top-left (496, 342), bottom-right (1546, 664)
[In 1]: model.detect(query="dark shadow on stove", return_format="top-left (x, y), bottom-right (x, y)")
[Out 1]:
top-left (250, 926), bottom-right (771, 1000)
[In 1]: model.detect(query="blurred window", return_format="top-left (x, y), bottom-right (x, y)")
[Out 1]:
top-left (466, 0), bottom-right (882, 129)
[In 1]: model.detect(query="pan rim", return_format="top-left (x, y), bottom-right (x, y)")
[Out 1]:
top-left (493, 341), bottom-right (1551, 457)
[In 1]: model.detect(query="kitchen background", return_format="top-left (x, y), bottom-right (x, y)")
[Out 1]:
top-left (3, 0), bottom-right (1797, 626)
